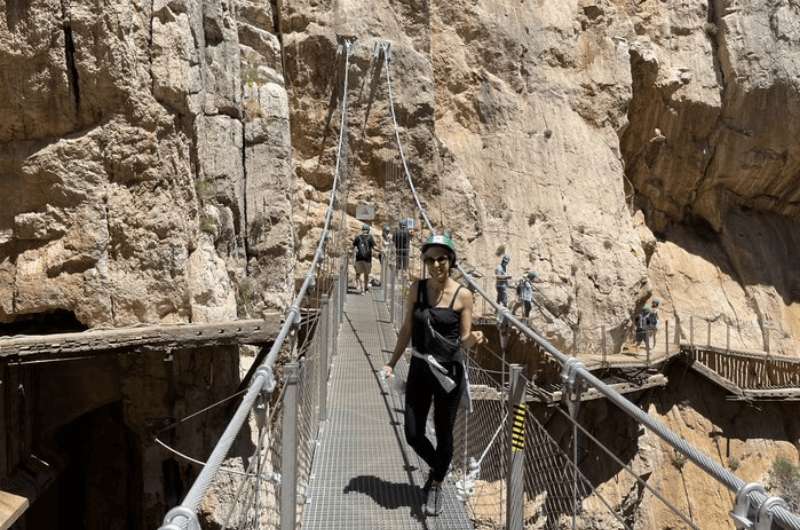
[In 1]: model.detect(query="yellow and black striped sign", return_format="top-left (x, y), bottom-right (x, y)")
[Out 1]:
top-left (511, 403), bottom-right (526, 452)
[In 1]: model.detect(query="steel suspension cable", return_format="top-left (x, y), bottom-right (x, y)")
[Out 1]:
top-left (159, 40), bottom-right (355, 530)
top-left (378, 41), bottom-right (800, 530)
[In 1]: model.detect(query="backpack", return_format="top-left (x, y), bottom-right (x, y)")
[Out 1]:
top-left (355, 235), bottom-right (371, 261)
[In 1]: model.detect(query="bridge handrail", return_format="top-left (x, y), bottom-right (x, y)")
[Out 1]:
top-left (158, 40), bottom-right (355, 530)
top-left (379, 40), bottom-right (800, 530)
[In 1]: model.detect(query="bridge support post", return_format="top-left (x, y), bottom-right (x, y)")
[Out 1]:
top-left (331, 278), bottom-right (339, 368)
top-left (319, 297), bottom-right (330, 422)
top-left (339, 258), bottom-right (346, 318)
top-left (665, 320), bottom-right (669, 357)
top-left (690, 316), bottom-right (694, 347)
top-left (726, 323), bottom-right (731, 353)
top-left (506, 364), bottom-right (525, 530)
top-left (601, 325), bottom-right (607, 366)
top-left (280, 362), bottom-right (300, 530)
top-left (389, 262), bottom-right (397, 324)
top-left (707, 320), bottom-right (712, 347)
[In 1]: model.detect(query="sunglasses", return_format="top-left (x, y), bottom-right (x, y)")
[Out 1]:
top-left (423, 255), bottom-right (450, 266)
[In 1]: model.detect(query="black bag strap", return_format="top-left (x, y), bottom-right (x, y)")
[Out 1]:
top-left (425, 311), bottom-right (460, 350)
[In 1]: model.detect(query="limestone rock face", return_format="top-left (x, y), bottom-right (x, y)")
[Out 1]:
top-left (0, 0), bottom-right (293, 328)
top-left (3, 0), bottom-right (800, 527)
top-left (283, 1), bottom-right (652, 351)
top-left (621, 0), bottom-right (800, 231)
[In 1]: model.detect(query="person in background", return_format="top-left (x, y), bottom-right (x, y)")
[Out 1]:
top-left (352, 224), bottom-right (376, 295)
top-left (495, 255), bottom-right (512, 307)
top-left (379, 223), bottom-right (392, 267)
top-left (635, 298), bottom-right (660, 345)
top-left (648, 299), bottom-right (660, 334)
top-left (394, 220), bottom-right (411, 271)
top-left (516, 271), bottom-right (537, 319)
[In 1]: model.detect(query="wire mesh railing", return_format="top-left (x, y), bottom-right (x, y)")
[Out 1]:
top-left (160, 257), bottom-right (348, 530)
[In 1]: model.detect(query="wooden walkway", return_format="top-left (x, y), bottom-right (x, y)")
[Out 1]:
top-left (685, 345), bottom-right (800, 401)
top-left (0, 316), bottom-right (283, 362)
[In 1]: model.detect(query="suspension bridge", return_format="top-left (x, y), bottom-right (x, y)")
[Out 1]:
top-left (149, 40), bottom-right (800, 530)
top-left (1, 37), bottom-right (798, 530)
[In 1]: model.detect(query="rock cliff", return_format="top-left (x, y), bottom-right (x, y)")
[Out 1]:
top-left (2, 0), bottom-right (799, 527)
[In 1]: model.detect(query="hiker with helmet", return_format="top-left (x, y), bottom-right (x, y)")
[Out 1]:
top-left (393, 219), bottom-right (411, 270)
top-left (515, 271), bottom-right (537, 319)
top-left (495, 255), bottom-right (512, 307)
top-left (352, 224), bottom-right (376, 295)
top-left (382, 233), bottom-right (485, 516)
top-left (635, 298), bottom-right (660, 346)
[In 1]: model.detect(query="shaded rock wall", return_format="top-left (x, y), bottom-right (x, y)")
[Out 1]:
top-left (563, 364), bottom-right (800, 529)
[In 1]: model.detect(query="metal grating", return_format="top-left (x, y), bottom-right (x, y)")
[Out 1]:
top-left (302, 291), bottom-right (473, 529)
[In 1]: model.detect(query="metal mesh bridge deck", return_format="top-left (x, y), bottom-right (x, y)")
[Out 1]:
top-left (302, 291), bottom-right (473, 529)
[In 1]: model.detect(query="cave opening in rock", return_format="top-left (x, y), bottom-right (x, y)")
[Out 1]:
top-left (24, 401), bottom-right (142, 530)
top-left (0, 309), bottom-right (88, 337)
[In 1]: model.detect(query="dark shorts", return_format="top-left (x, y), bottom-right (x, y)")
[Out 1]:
top-left (496, 287), bottom-right (508, 306)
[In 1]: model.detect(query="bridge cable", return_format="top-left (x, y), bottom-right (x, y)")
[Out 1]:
top-left (378, 41), bottom-right (800, 530)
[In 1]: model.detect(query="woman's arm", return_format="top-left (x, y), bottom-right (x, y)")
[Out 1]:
top-left (384, 281), bottom-right (418, 372)
top-left (459, 287), bottom-right (485, 349)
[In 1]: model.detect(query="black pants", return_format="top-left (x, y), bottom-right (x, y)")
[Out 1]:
top-left (523, 300), bottom-right (532, 318)
top-left (404, 356), bottom-right (463, 482)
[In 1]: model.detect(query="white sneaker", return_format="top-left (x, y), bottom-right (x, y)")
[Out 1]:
top-left (424, 482), bottom-right (443, 516)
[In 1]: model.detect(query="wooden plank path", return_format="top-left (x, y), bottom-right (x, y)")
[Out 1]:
top-left (685, 344), bottom-right (800, 401)
top-left (0, 315), bottom-right (284, 362)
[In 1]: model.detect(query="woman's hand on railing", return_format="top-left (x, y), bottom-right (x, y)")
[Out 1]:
top-left (381, 364), bottom-right (394, 379)
top-left (462, 330), bottom-right (486, 349)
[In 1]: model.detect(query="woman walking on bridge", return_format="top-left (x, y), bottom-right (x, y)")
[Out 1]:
top-left (383, 234), bottom-right (485, 516)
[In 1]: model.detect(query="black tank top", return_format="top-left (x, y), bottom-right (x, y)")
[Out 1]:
top-left (411, 279), bottom-right (464, 363)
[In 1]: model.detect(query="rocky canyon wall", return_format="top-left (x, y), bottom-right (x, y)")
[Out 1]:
top-left (282, 0), bottom-right (798, 356)
top-left (1, 0), bottom-right (294, 329)
top-left (3, 0), bottom-right (800, 527)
